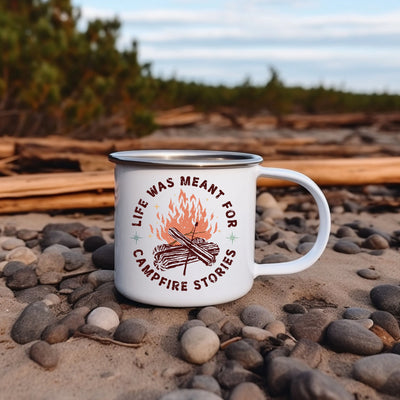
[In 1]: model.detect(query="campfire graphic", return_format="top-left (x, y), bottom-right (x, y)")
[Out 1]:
top-left (150, 190), bottom-right (220, 275)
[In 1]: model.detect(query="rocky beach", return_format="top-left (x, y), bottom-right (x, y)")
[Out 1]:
top-left (1, 177), bottom-right (400, 399)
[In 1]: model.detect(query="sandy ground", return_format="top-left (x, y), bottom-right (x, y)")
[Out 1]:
top-left (0, 203), bottom-right (399, 400)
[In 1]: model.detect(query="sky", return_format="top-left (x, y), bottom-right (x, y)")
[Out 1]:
top-left (72, 0), bottom-right (400, 94)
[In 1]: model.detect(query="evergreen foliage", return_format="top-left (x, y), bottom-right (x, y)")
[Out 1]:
top-left (0, 0), bottom-right (399, 138)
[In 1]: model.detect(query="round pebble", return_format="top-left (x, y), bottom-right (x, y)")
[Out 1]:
top-left (62, 250), bottom-right (85, 271)
top-left (79, 226), bottom-right (103, 240)
top-left (87, 306), bottom-right (120, 331)
top-left (83, 235), bottom-right (107, 252)
top-left (114, 318), bottom-right (148, 344)
top-left (29, 340), bottom-right (59, 369)
top-left (290, 338), bottom-right (322, 368)
top-left (326, 319), bottom-right (384, 355)
top-left (178, 319), bottom-right (206, 340)
top-left (92, 242), bottom-right (115, 269)
top-left (333, 240), bottom-right (361, 254)
top-left (357, 268), bottom-right (380, 280)
top-left (224, 339), bottom-right (264, 370)
top-left (197, 306), bottom-right (225, 326)
top-left (353, 353), bottom-right (400, 395)
top-left (290, 310), bottom-right (330, 343)
top-left (2, 260), bottom-right (27, 277)
top-left (296, 242), bottom-right (314, 255)
top-left (187, 375), bottom-right (221, 396)
top-left (35, 252), bottom-right (65, 276)
top-left (362, 234), bottom-right (389, 250)
top-left (265, 320), bottom-right (286, 337)
top-left (283, 303), bottom-right (307, 314)
top-left (242, 326), bottom-right (271, 341)
top-left (17, 229), bottom-right (38, 241)
top-left (370, 310), bottom-right (400, 340)
top-left (229, 382), bottom-right (266, 400)
top-left (11, 301), bottom-right (57, 344)
top-left (43, 244), bottom-right (70, 255)
top-left (41, 323), bottom-right (70, 344)
top-left (180, 326), bottom-right (220, 365)
top-left (1, 237), bottom-right (25, 250)
top-left (87, 270), bottom-right (115, 288)
top-left (39, 271), bottom-right (63, 285)
top-left (240, 304), bottom-right (274, 328)
top-left (290, 370), bottom-right (353, 400)
top-left (217, 360), bottom-right (260, 389)
top-left (43, 222), bottom-right (86, 237)
top-left (40, 230), bottom-right (81, 249)
top-left (265, 356), bottom-right (310, 396)
top-left (5, 246), bottom-right (37, 264)
top-left (6, 266), bottom-right (38, 289)
top-left (160, 389), bottom-right (223, 400)
top-left (336, 226), bottom-right (357, 238)
top-left (343, 307), bottom-right (371, 320)
top-left (370, 284), bottom-right (400, 315)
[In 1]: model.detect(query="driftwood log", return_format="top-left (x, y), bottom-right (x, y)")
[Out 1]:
top-left (0, 157), bottom-right (400, 213)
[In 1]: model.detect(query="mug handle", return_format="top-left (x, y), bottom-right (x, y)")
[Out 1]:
top-left (253, 167), bottom-right (331, 277)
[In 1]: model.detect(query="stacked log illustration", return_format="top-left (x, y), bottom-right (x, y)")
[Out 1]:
top-left (153, 227), bottom-right (220, 271)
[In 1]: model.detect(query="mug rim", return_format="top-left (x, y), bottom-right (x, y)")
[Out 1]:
top-left (108, 150), bottom-right (263, 168)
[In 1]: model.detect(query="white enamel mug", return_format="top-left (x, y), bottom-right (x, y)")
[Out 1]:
top-left (109, 150), bottom-right (330, 307)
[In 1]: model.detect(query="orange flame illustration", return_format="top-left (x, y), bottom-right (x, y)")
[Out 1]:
top-left (150, 190), bottom-right (218, 244)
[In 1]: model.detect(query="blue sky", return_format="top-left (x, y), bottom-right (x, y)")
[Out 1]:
top-left (72, 0), bottom-right (400, 93)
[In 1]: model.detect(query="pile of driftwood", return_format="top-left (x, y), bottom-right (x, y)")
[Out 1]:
top-left (1, 108), bottom-right (400, 214)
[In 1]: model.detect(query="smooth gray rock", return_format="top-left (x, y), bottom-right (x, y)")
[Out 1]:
top-left (353, 353), bottom-right (400, 395)
top-left (6, 266), bottom-right (37, 289)
top-left (87, 270), bottom-right (114, 288)
top-left (83, 235), bottom-right (107, 252)
top-left (1, 237), bottom-right (25, 250)
top-left (290, 339), bottom-right (322, 368)
top-left (11, 301), bottom-right (57, 344)
top-left (357, 268), bottom-right (380, 280)
top-left (342, 307), bottom-right (371, 320)
top-left (362, 234), bottom-right (389, 250)
top-left (114, 318), bottom-right (148, 344)
top-left (224, 339), bottom-right (264, 370)
top-left (40, 230), bottom-right (81, 249)
top-left (17, 229), bottom-right (38, 241)
top-left (333, 240), bottom-right (361, 254)
top-left (290, 310), bottom-right (330, 343)
top-left (240, 304), bottom-right (274, 328)
top-left (2, 261), bottom-right (27, 277)
top-left (92, 242), bottom-right (114, 269)
top-left (62, 250), bottom-right (85, 271)
top-left (217, 360), bottom-right (261, 389)
top-left (29, 340), bottom-right (59, 369)
top-left (290, 370), bottom-right (353, 400)
top-left (370, 284), bottom-right (400, 315)
top-left (326, 319), bottom-right (383, 355)
top-left (197, 306), bottom-right (224, 326)
top-left (187, 375), bottom-right (221, 396)
top-left (283, 303), bottom-right (307, 314)
top-left (265, 356), bottom-right (310, 396)
top-left (370, 310), bottom-right (400, 340)
top-left (14, 285), bottom-right (57, 303)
